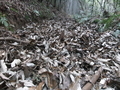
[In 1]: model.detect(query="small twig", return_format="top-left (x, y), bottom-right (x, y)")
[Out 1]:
top-left (0, 37), bottom-right (30, 44)
top-left (82, 67), bottom-right (103, 90)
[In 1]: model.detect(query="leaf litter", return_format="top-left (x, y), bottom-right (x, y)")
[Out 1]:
top-left (0, 17), bottom-right (120, 90)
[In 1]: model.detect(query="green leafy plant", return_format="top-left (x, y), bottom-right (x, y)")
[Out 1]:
top-left (10, 8), bottom-right (18, 13)
top-left (0, 13), bottom-right (9, 27)
top-left (33, 10), bottom-right (40, 16)
top-left (112, 30), bottom-right (120, 37)
top-left (74, 13), bottom-right (91, 23)
top-left (99, 14), bottom-right (120, 31)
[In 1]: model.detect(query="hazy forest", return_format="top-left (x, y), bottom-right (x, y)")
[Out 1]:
top-left (0, 0), bottom-right (120, 90)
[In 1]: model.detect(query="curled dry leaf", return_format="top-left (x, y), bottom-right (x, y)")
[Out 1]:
top-left (19, 80), bottom-right (35, 87)
top-left (26, 63), bottom-right (35, 67)
top-left (69, 74), bottom-right (75, 83)
top-left (0, 60), bottom-right (7, 72)
top-left (41, 54), bottom-right (53, 64)
top-left (99, 78), bottom-right (109, 89)
top-left (36, 82), bottom-right (45, 90)
top-left (0, 73), bottom-right (9, 80)
top-left (16, 87), bottom-right (29, 90)
top-left (0, 50), bottom-right (5, 59)
top-left (39, 71), bottom-right (58, 89)
top-left (115, 54), bottom-right (120, 62)
top-left (97, 58), bottom-right (111, 63)
top-left (38, 68), bottom-right (47, 74)
top-left (69, 77), bottom-right (82, 90)
top-left (11, 59), bottom-right (21, 67)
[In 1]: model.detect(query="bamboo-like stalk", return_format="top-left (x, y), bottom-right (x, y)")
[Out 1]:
top-left (82, 67), bottom-right (103, 90)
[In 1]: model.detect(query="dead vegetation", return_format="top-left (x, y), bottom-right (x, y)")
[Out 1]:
top-left (0, 0), bottom-right (120, 90)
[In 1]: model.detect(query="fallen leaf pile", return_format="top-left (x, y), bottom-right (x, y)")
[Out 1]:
top-left (0, 17), bottom-right (120, 90)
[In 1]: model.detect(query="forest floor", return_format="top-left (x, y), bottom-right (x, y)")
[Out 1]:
top-left (0, 0), bottom-right (120, 90)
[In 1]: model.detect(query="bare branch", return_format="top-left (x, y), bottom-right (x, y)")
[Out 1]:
top-left (82, 67), bottom-right (103, 90)
top-left (0, 37), bottom-right (30, 44)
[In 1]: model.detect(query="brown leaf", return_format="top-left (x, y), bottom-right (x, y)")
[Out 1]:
top-left (36, 82), bottom-right (45, 90)
top-left (0, 73), bottom-right (9, 80)
top-left (28, 87), bottom-right (37, 90)
top-left (69, 77), bottom-right (82, 90)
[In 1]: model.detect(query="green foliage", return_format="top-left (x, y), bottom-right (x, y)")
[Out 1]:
top-left (98, 14), bottom-right (120, 32)
top-left (0, 13), bottom-right (14, 31)
top-left (10, 8), bottom-right (18, 13)
top-left (0, 13), bottom-right (9, 27)
top-left (92, 19), bottom-right (100, 23)
top-left (112, 30), bottom-right (120, 37)
top-left (33, 10), bottom-right (40, 16)
top-left (33, 8), bottom-right (54, 19)
top-left (73, 13), bottom-right (91, 23)
top-left (40, 10), bottom-right (54, 19)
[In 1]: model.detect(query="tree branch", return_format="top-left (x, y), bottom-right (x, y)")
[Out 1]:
top-left (82, 67), bottom-right (103, 90)
top-left (0, 37), bottom-right (30, 44)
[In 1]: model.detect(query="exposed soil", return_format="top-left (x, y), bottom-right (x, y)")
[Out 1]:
top-left (0, 0), bottom-right (63, 29)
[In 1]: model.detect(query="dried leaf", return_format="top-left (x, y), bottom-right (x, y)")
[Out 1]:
top-left (38, 68), bottom-right (47, 74)
top-left (69, 77), bottom-right (81, 90)
top-left (36, 82), bottom-right (45, 90)
top-left (0, 73), bottom-right (9, 80)
top-left (0, 50), bottom-right (5, 59)
top-left (0, 60), bottom-right (7, 72)
top-left (26, 63), bottom-right (35, 67)
top-left (41, 54), bottom-right (53, 64)
top-left (16, 87), bottom-right (29, 90)
top-left (97, 58), bottom-right (111, 62)
top-left (11, 59), bottom-right (21, 67)
top-left (115, 54), bottom-right (120, 62)
top-left (19, 80), bottom-right (35, 87)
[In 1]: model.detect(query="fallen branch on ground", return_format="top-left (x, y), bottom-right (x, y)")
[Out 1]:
top-left (0, 37), bottom-right (30, 44)
top-left (82, 67), bottom-right (103, 90)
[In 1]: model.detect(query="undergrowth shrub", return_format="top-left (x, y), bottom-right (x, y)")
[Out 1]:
top-left (0, 13), bottom-right (8, 27)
